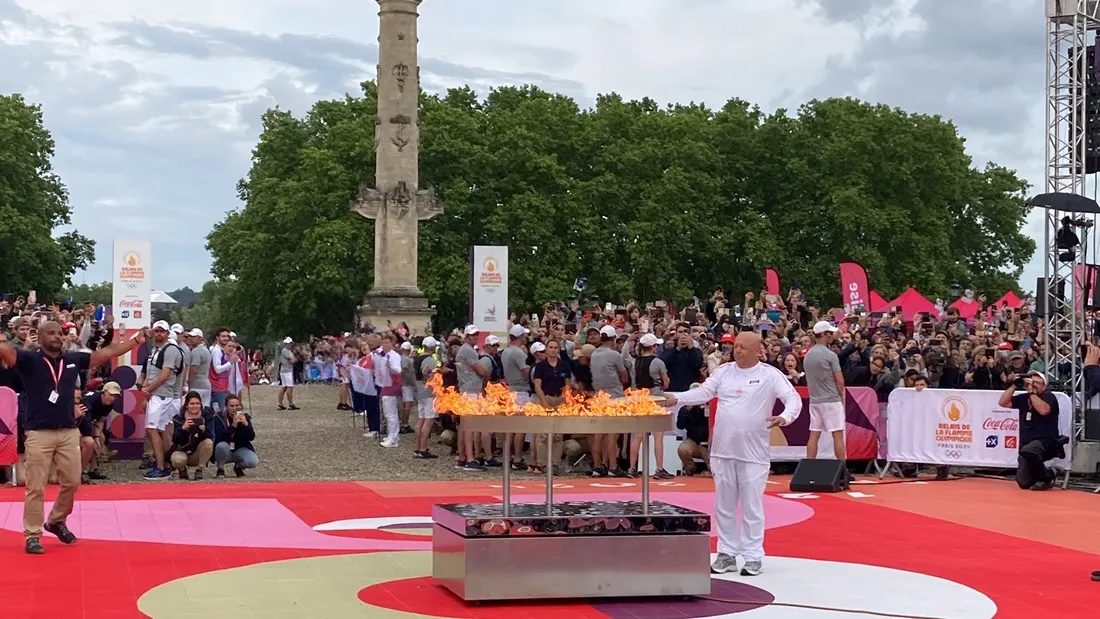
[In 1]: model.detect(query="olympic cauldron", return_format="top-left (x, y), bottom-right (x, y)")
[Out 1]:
top-left (427, 374), bottom-right (712, 601)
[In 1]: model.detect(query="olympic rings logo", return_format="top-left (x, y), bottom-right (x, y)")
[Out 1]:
top-left (942, 450), bottom-right (964, 459)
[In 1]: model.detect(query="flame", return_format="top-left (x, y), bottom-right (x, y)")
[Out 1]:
top-left (427, 373), bottom-right (666, 416)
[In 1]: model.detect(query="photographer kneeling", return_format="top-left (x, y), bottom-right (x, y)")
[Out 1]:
top-left (211, 395), bottom-right (258, 477)
top-left (997, 371), bottom-right (1059, 491)
top-left (169, 391), bottom-right (214, 480)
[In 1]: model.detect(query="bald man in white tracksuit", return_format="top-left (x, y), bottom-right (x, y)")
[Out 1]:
top-left (665, 332), bottom-right (800, 576)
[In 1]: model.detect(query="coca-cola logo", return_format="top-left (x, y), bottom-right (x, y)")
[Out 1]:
top-left (118, 299), bottom-right (143, 308)
top-left (982, 417), bottom-right (1018, 431)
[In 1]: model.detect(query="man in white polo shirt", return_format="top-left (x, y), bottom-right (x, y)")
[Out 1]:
top-left (803, 320), bottom-right (848, 476)
top-left (662, 331), bottom-right (800, 576)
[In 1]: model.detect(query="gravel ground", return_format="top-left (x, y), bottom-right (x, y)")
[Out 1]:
top-left (94, 383), bottom-right (553, 484)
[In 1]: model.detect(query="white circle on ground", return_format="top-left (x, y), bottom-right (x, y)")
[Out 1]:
top-left (710, 554), bottom-right (997, 618)
top-left (312, 516), bottom-right (434, 531)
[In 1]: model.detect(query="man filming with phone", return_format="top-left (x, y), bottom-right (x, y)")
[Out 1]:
top-left (997, 370), bottom-right (1059, 491)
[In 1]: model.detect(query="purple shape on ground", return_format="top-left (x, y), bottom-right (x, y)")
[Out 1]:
top-left (592, 579), bottom-right (773, 617)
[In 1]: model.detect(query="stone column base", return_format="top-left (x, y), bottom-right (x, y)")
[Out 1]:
top-left (358, 289), bottom-right (437, 336)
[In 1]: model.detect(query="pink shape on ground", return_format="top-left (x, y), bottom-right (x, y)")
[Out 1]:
top-left (502, 492), bottom-right (815, 531)
top-left (0, 498), bottom-right (430, 551)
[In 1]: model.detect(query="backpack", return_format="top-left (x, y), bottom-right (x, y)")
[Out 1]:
top-left (414, 354), bottom-right (432, 381)
top-left (145, 342), bottom-right (184, 377)
top-left (480, 354), bottom-right (504, 383)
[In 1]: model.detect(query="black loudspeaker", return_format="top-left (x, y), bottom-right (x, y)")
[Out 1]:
top-left (789, 459), bottom-right (848, 493)
top-left (1084, 408), bottom-right (1100, 442)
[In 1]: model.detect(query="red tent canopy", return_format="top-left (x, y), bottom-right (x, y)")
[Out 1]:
top-left (869, 290), bottom-right (890, 312)
top-left (991, 290), bottom-right (1024, 309)
top-left (949, 296), bottom-right (983, 319)
top-left (889, 288), bottom-right (939, 321)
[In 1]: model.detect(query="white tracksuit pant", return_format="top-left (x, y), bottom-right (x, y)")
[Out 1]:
top-left (381, 395), bottom-right (400, 442)
top-left (710, 457), bottom-right (770, 562)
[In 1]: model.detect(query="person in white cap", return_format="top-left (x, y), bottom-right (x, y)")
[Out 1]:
top-left (500, 324), bottom-right (531, 469)
top-left (169, 323), bottom-right (192, 396)
top-left (277, 337), bottom-right (299, 410)
top-left (803, 320), bottom-right (848, 477)
top-left (628, 332), bottom-right (674, 478)
top-left (398, 341), bottom-right (417, 434)
top-left (412, 337), bottom-right (441, 458)
top-left (137, 321), bottom-right (187, 480)
top-left (186, 329), bottom-right (213, 407)
top-left (661, 331), bottom-right (800, 576)
top-left (590, 324), bottom-right (628, 477)
top-left (453, 325), bottom-right (487, 471)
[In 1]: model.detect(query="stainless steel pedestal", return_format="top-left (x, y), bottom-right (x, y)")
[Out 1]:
top-left (430, 413), bottom-right (712, 601)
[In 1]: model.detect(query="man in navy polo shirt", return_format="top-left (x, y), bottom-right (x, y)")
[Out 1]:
top-left (0, 320), bottom-right (145, 555)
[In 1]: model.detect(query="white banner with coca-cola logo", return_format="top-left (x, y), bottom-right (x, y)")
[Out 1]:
top-left (885, 388), bottom-right (1072, 469)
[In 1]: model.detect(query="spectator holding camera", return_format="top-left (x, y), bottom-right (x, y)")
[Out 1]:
top-left (211, 394), bottom-right (258, 477)
top-left (168, 391), bottom-right (214, 480)
top-left (997, 370), bottom-right (1059, 491)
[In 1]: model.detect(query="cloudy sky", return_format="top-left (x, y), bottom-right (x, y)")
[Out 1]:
top-left (1, 0), bottom-right (1047, 293)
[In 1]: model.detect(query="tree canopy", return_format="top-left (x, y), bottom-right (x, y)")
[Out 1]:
top-left (208, 83), bottom-right (1035, 338)
top-left (0, 94), bottom-right (96, 298)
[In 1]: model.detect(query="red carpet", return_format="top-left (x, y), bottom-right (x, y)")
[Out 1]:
top-left (0, 477), bottom-right (1094, 618)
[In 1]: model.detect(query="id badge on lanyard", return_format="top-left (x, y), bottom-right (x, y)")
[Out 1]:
top-left (45, 356), bottom-right (63, 404)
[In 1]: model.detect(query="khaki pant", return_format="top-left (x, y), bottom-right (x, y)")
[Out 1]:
top-left (533, 433), bottom-right (564, 467)
top-left (678, 438), bottom-right (710, 473)
top-left (563, 435), bottom-right (592, 464)
top-left (169, 439), bottom-right (214, 472)
top-left (23, 429), bottom-right (81, 540)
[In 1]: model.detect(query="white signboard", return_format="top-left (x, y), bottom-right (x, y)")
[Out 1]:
top-left (886, 388), bottom-right (1071, 469)
top-left (111, 239), bottom-right (152, 330)
top-left (470, 246), bottom-right (508, 333)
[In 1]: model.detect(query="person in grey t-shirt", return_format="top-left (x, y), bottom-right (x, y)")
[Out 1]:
top-left (589, 325), bottom-right (629, 477)
top-left (187, 330), bottom-right (213, 407)
top-left (454, 326), bottom-right (491, 470)
top-left (277, 338), bottom-right (299, 410)
top-left (804, 321), bottom-right (848, 467)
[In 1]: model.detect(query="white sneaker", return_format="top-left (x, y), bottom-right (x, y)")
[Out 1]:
top-left (740, 560), bottom-right (763, 576)
top-left (710, 553), bottom-right (738, 574)
top-left (380, 439), bottom-right (398, 448)
top-left (363, 431), bottom-right (378, 438)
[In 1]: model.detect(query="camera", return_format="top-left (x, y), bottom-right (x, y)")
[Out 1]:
top-left (1013, 377), bottom-right (1026, 390)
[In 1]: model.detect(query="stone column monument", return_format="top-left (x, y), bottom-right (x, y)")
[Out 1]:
top-left (351, 0), bottom-right (442, 333)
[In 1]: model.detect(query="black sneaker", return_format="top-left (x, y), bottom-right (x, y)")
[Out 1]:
top-left (510, 459), bottom-right (528, 471)
top-left (421, 450), bottom-right (438, 459)
top-left (625, 468), bottom-right (639, 478)
top-left (44, 521), bottom-right (77, 544)
top-left (86, 470), bottom-right (108, 481)
top-left (413, 450), bottom-right (428, 459)
top-left (653, 469), bottom-right (674, 480)
top-left (1031, 481), bottom-right (1051, 491)
top-left (81, 473), bottom-right (91, 485)
top-left (138, 457), bottom-right (155, 470)
top-left (234, 466), bottom-right (246, 478)
top-left (25, 538), bottom-right (44, 555)
top-left (482, 458), bottom-right (502, 468)
top-left (193, 469), bottom-right (204, 481)
top-left (288, 405), bottom-right (300, 411)
top-left (179, 469), bottom-right (189, 481)
top-left (463, 461), bottom-right (487, 472)
top-left (590, 466), bottom-right (609, 478)
top-left (610, 468), bottom-right (628, 478)
top-left (454, 460), bottom-right (467, 469)
top-left (215, 469), bottom-right (226, 478)
top-left (400, 426), bottom-right (413, 434)
top-left (277, 405), bottom-right (287, 410)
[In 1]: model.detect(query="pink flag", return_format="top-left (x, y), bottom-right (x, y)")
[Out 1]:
top-left (764, 268), bottom-right (780, 297)
top-left (839, 262), bottom-right (870, 313)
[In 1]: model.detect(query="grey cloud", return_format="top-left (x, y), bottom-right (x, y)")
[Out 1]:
top-left (108, 20), bottom-right (588, 101)
top-left (810, 0), bottom-right (1042, 139)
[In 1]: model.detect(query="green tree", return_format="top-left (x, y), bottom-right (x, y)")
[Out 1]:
top-left (59, 281), bottom-right (112, 305)
top-left (0, 94), bottom-right (96, 298)
top-left (210, 86), bottom-right (1034, 336)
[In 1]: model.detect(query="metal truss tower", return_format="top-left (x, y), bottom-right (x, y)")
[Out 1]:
top-left (1045, 1), bottom-right (1100, 448)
